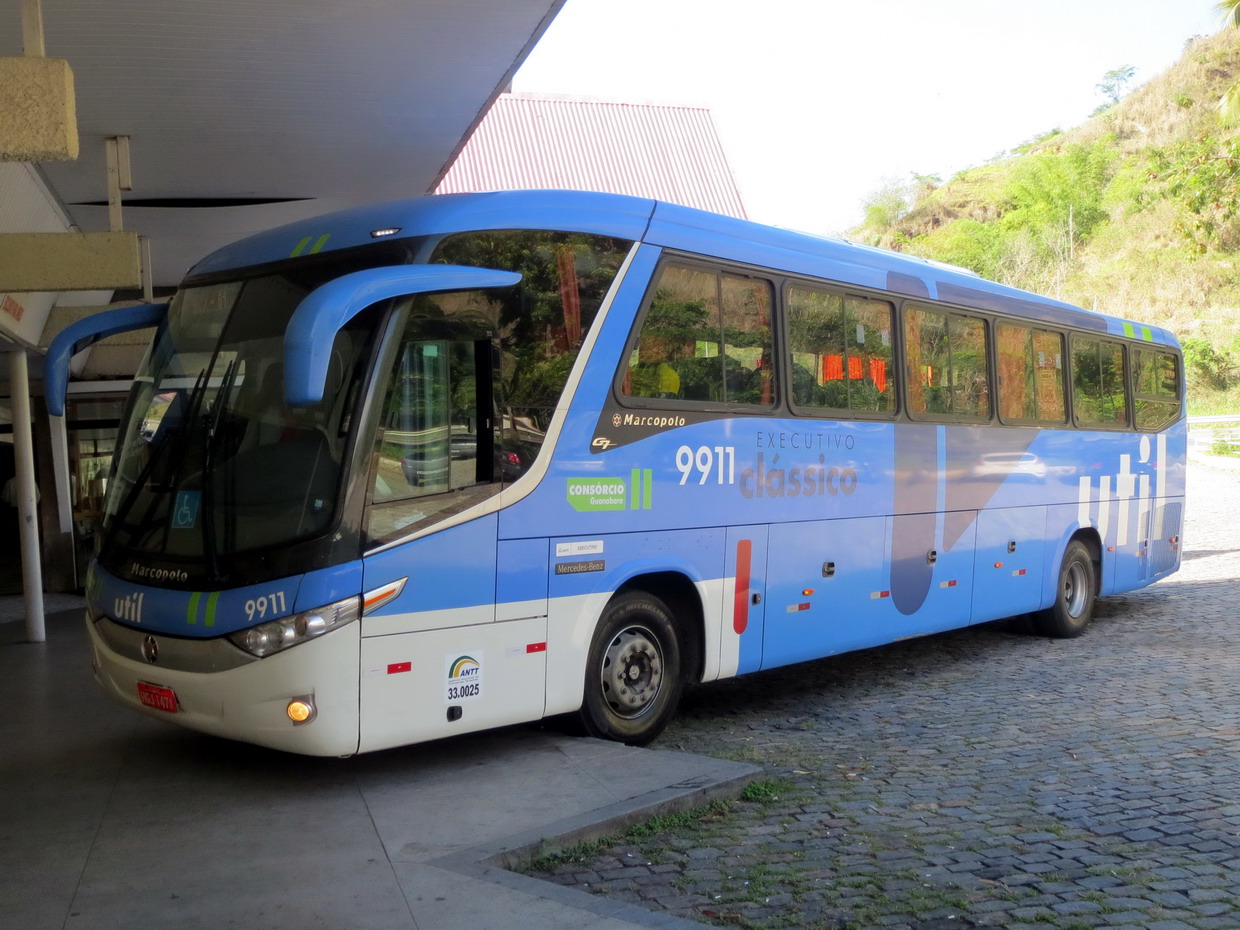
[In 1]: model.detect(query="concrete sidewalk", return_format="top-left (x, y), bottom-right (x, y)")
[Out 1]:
top-left (0, 604), bottom-right (757, 930)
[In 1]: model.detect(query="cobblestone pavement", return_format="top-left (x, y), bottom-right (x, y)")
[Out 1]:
top-left (534, 462), bottom-right (1240, 930)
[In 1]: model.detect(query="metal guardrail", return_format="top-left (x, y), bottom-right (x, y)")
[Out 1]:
top-left (1187, 414), bottom-right (1240, 451)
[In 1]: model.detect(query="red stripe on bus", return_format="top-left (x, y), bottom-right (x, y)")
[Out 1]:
top-left (733, 539), bottom-right (752, 634)
top-left (387, 662), bottom-right (412, 674)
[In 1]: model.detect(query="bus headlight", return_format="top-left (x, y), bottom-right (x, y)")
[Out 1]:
top-left (227, 596), bottom-right (359, 658)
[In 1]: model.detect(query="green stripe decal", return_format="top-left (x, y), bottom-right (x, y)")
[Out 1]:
top-left (1141, 326), bottom-right (1153, 342)
top-left (1123, 322), bottom-right (1135, 338)
top-left (309, 234), bottom-right (331, 254)
top-left (187, 591), bottom-right (201, 625)
top-left (205, 592), bottom-right (219, 628)
top-left (628, 469), bottom-right (653, 509)
top-left (290, 236), bottom-right (312, 257)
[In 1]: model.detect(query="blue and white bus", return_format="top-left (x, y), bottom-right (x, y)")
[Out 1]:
top-left (47, 190), bottom-right (1185, 756)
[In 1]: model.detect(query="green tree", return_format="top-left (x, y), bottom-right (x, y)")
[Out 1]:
top-left (1096, 65), bottom-right (1136, 106)
top-left (1221, 0), bottom-right (1240, 29)
top-left (1148, 135), bottom-right (1240, 250)
top-left (859, 178), bottom-right (913, 239)
top-left (1003, 144), bottom-right (1112, 241)
top-left (1217, 0), bottom-right (1240, 122)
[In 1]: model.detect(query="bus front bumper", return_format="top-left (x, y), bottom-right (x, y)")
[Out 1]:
top-left (86, 614), bottom-right (362, 757)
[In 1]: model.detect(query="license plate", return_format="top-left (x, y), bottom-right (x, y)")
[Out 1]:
top-left (136, 681), bottom-right (178, 713)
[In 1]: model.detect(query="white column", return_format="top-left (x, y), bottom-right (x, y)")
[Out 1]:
top-left (10, 349), bottom-right (45, 642)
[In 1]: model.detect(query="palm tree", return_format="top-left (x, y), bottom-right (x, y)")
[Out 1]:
top-left (1222, 0), bottom-right (1240, 29)
top-left (1219, 0), bottom-right (1240, 122)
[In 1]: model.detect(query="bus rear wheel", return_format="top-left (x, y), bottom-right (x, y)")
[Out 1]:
top-left (578, 591), bottom-right (683, 745)
top-left (1034, 539), bottom-right (1096, 638)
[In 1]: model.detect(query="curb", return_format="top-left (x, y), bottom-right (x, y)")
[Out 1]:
top-left (431, 754), bottom-right (762, 929)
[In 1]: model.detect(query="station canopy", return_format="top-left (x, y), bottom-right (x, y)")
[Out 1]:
top-left (0, 0), bottom-right (565, 287)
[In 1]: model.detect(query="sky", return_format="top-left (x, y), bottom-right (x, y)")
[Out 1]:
top-left (514, 0), bottom-right (1225, 236)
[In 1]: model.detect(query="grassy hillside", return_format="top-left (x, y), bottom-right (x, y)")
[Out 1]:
top-left (851, 29), bottom-right (1240, 414)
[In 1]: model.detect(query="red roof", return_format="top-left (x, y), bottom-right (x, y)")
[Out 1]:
top-left (436, 93), bottom-right (747, 219)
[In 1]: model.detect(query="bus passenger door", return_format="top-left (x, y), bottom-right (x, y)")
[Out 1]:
top-left (724, 526), bottom-right (767, 676)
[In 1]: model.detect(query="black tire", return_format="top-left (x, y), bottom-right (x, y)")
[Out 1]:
top-left (577, 591), bottom-right (683, 745)
top-left (1034, 539), bottom-right (1097, 638)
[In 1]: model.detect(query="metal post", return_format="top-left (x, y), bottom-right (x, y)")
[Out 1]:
top-left (105, 138), bottom-right (124, 233)
top-left (47, 411), bottom-right (72, 535)
top-left (141, 236), bottom-right (154, 301)
top-left (22, 0), bottom-right (46, 57)
top-left (10, 350), bottom-right (45, 642)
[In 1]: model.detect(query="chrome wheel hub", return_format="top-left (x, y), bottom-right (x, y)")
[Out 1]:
top-left (1063, 560), bottom-right (1088, 618)
top-left (600, 625), bottom-right (663, 718)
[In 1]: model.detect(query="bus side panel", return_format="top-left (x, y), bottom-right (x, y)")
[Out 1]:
top-left (893, 516), bottom-right (976, 638)
top-left (1143, 496), bottom-right (1185, 582)
top-left (761, 516), bottom-right (889, 669)
top-left (357, 617), bottom-right (548, 754)
top-left (970, 506), bottom-right (1047, 624)
top-left (543, 528), bottom-right (723, 717)
top-left (361, 516), bottom-right (498, 636)
top-left (497, 538), bottom-right (549, 622)
top-left (725, 525), bottom-right (768, 676)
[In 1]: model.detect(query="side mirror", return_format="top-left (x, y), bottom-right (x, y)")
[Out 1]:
top-left (44, 302), bottom-right (169, 416)
top-left (283, 265), bottom-right (520, 406)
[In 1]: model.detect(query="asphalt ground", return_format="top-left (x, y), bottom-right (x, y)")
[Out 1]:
top-left (534, 461), bottom-right (1240, 930)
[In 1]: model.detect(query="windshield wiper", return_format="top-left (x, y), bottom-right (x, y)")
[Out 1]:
top-left (200, 358), bottom-right (239, 583)
top-left (107, 367), bottom-right (209, 544)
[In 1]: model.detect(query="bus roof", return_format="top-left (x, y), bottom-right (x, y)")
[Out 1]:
top-left (186, 189), bottom-right (1177, 348)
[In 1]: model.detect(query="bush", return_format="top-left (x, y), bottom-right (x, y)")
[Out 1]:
top-left (1148, 136), bottom-right (1240, 251)
top-left (1181, 336), bottom-right (1235, 390)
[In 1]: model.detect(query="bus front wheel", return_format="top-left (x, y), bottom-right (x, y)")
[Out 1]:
top-left (578, 591), bottom-right (683, 745)
top-left (1034, 539), bottom-right (1096, 638)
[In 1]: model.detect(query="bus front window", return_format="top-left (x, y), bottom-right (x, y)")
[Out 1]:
top-left (364, 230), bottom-right (632, 545)
top-left (99, 251), bottom-right (393, 585)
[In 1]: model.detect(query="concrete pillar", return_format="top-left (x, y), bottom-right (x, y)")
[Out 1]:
top-left (9, 349), bottom-right (45, 641)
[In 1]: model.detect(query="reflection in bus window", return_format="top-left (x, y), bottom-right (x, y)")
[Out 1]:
top-left (997, 323), bottom-right (1066, 424)
top-left (1132, 347), bottom-right (1181, 430)
top-left (366, 230), bottom-right (633, 544)
top-left (1072, 337), bottom-right (1128, 427)
top-left (624, 265), bottom-right (774, 406)
top-left (904, 306), bottom-right (990, 419)
top-left (787, 287), bottom-right (895, 415)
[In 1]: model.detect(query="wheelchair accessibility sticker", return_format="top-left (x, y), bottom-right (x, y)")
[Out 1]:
top-left (172, 491), bottom-right (201, 529)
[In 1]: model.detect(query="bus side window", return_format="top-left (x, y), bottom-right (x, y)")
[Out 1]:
top-left (1132, 346), bottom-right (1181, 430)
top-left (720, 275), bottom-right (774, 405)
top-left (1071, 336), bottom-right (1129, 428)
top-left (624, 265), bottom-right (774, 406)
top-left (786, 286), bottom-right (895, 415)
top-left (997, 323), bottom-right (1066, 424)
top-left (626, 265), bottom-right (716, 401)
top-left (904, 305), bottom-right (990, 420)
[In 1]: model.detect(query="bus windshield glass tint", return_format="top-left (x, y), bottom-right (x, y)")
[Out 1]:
top-left (101, 252), bottom-right (390, 571)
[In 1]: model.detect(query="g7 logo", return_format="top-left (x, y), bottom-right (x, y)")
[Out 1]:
top-left (591, 437), bottom-right (613, 451)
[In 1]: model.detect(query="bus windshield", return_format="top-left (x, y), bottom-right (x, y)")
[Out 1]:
top-left (98, 230), bottom-right (635, 581)
top-left (101, 253), bottom-right (389, 576)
